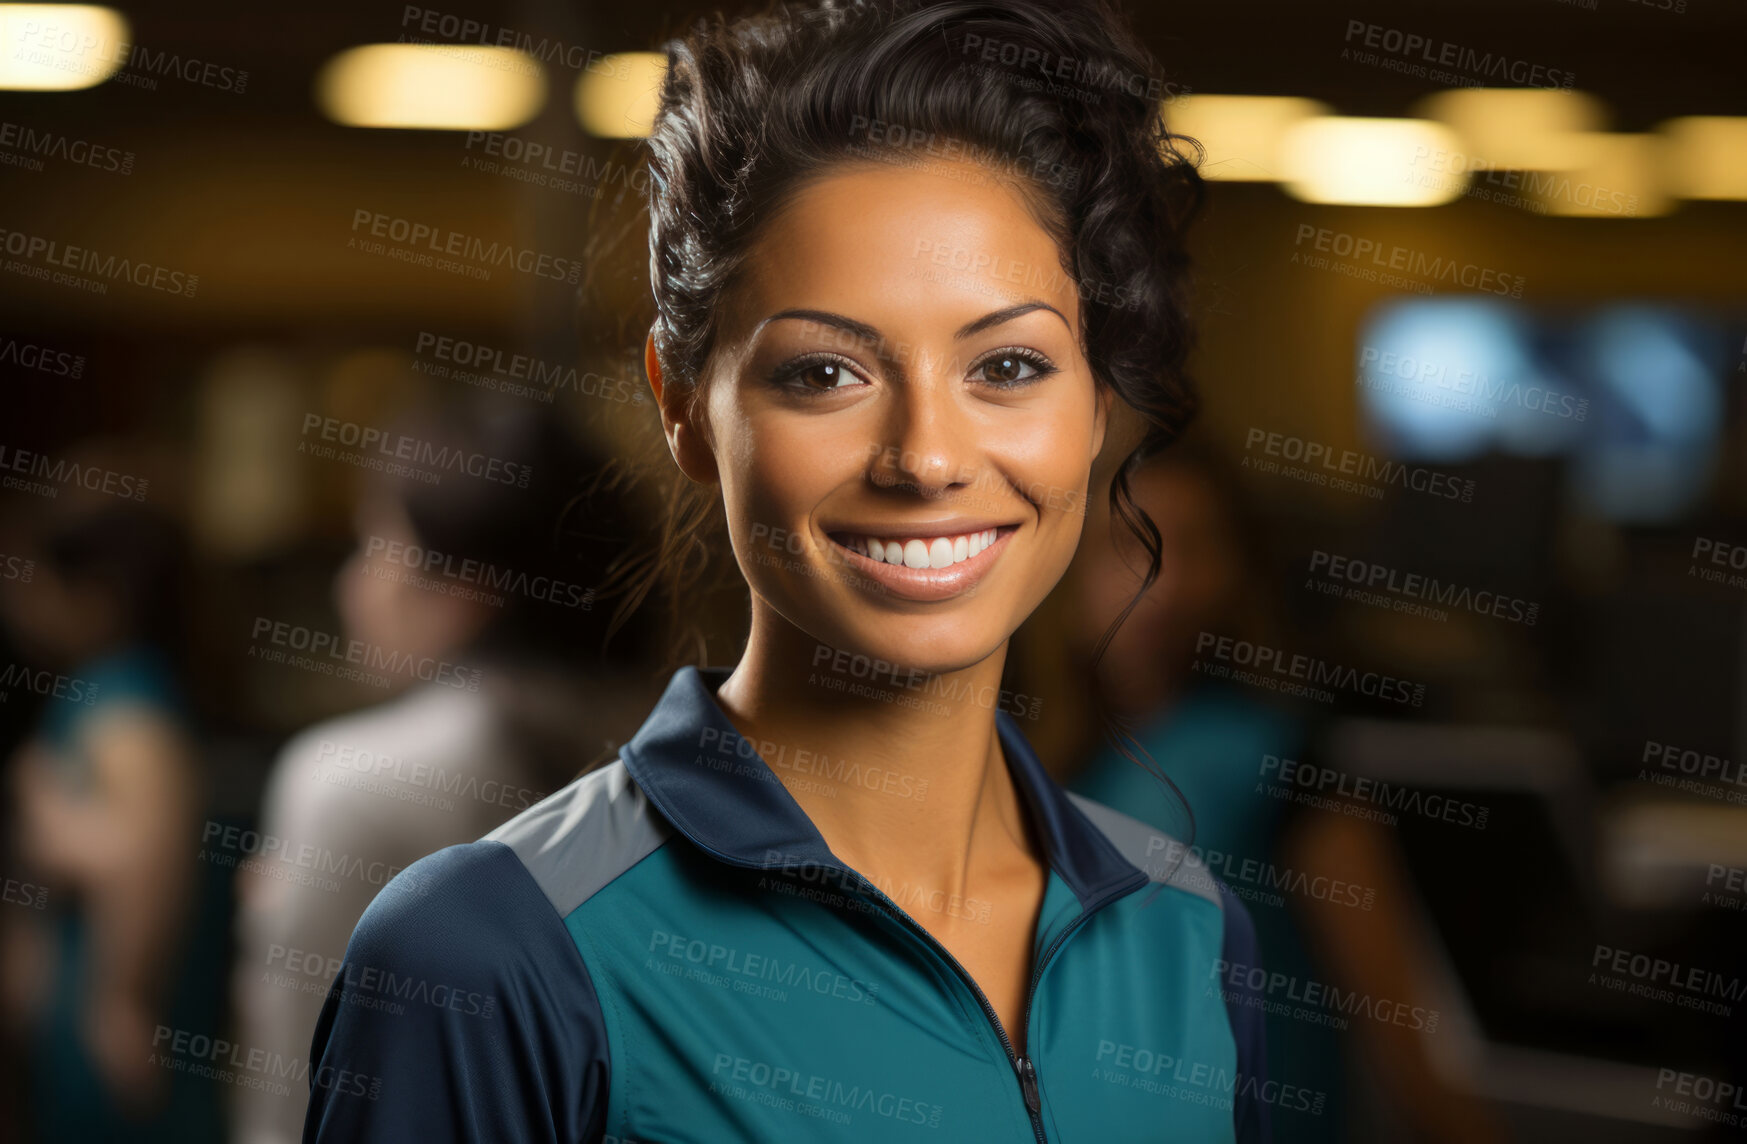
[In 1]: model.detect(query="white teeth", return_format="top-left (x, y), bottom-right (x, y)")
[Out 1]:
top-left (851, 528), bottom-right (1002, 569)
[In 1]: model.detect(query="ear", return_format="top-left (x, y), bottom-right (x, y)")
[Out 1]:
top-left (644, 327), bottom-right (665, 408)
top-left (646, 328), bottom-right (720, 485)
top-left (1092, 377), bottom-right (1113, 459)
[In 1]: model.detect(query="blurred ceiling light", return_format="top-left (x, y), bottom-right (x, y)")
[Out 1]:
top-left (1279, 117), bottom-right (1468, 206)
top-left (0, 4), bottom-right (128, 90)
top-left (1660, 116), bottom-right (1747, 200)
top-left (1162, 95), bottom-right (1331, 181)
top-left (1413, 87), bottom-right (1606, 170)
top-left (1529, 133), bottom-right (1669, 217)
top-left (316, 44), bottom-right (545, 130)
top-left (574, 52), bottom-right (665, 137)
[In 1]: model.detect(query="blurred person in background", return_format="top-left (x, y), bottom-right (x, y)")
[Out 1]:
top-left (230, 403), bottom-right (656, 1144)
top-left (0, 474), bottom-right (228, 1143)
top-left (1065, 432), bottom-right (1296, 872)
top-left (1060, 432), bottom-right (1347, 1142)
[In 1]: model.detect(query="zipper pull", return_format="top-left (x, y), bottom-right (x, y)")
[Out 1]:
top-left (1016, 1055), bottom-right (1041, 1114)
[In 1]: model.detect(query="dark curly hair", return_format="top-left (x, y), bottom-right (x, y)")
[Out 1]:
top-left (588, 0), bottom-right (1206, 832)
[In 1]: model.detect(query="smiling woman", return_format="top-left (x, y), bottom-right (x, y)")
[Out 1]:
top-left (303, 2), bottom-right (1272, 1143)
top-left (664, 157), bottom-right (1106, 631)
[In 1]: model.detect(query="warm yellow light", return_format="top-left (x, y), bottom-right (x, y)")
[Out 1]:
top-left (1280, 117), bottom-right (1468, 206)
top-left (1413, 88), bottom-right (1606, 171)
top-left (1530, 133), bottom-right (1669, 218)
top-left (0, 4), bottom-right (129, 91)
top-left (316, 44), bottom-right (545, 131)
top-left (575, 52), bottom-right (666, 138)
top-left (1661, 117), bottom-right (1747, 201)
top-left (1162, 95), bottom-right (1331, 181)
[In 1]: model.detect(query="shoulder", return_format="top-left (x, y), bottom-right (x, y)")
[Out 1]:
top-left (342, 838), bottom-right (564, 987)
top-left (272, 685), bottom-right (496, 776)
top-left (309, 834), bottom-right (615, 1140)
top-left (263, 688), bottom-right (535, 836)
top-left (83, 644), bottom-right (182, 708)
top-left (345, 757), bottom-right (672, 954)
top-left (1063, 789), bottom-right (1227, 909)
top-left (482, 757), bottom-right (674, 916)
top-left (307, 761), bottom-right (674, 1140)
top-left (1063, 789), bottom-right (1263, 975)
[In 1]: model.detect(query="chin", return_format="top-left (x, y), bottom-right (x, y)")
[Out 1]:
top-left (799, 604), bottom-right (1011, 681)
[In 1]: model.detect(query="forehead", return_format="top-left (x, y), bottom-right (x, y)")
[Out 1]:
top-left (724, 157), bottom-right (1081, 338)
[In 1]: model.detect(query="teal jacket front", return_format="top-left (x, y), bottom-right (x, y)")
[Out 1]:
top-left (305, 665), bottom-right (1279, 1142)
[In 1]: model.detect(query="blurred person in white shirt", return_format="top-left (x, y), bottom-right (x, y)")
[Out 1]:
top-left (228, 406), bottom-right (657, 1144)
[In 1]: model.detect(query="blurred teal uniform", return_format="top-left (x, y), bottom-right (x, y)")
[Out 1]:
top-left (29, 643), bottom-right (227, 1144)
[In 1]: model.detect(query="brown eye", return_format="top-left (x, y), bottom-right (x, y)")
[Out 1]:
top-left (802, 361), bottom-right (849, 389)
top-left (769, 353), bottom-right (868, 396)
top-left (782, 359), bottom-right (859, 391)
top-left (973, 350), bottom-right (1052, 386)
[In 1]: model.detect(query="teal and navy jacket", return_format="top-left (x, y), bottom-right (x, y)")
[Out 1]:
top-left (304, 666), bottom-right (1274, 1143)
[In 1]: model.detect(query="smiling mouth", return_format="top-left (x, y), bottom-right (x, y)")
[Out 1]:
top-left (825, 525), bottom-right (1017, 570)
top-left (819, 525), bottom-right (1019, 603)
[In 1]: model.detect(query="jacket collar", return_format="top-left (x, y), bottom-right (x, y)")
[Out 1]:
top-left (618, 665), bottom-right (1146, 908)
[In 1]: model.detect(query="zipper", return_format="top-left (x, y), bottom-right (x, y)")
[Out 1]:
top-left (764, 853), bottom-right (1146, 1144)
top-left (635, 771), bottom-right (1146, 1144)
top-left (1004, 872), bottom-right (1145, 1143)
top-left (835, 871), bottom-right (1052, 1144)
top-left (1017, 1055), bottom-right (1041, 1116)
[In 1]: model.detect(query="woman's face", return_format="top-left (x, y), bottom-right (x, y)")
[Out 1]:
top-left (673, 158), bottom-right (1110, 675)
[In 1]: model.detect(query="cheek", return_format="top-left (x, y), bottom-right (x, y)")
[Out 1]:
top-left (1003, 392), bottom-right (1099, 522)
top-left (723, 408), bottom-right (863, 530)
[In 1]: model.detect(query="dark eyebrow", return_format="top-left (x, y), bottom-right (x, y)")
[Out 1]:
top-left (757, 309), bottom-right (881, 344)
top-left (758, 301), bottom-right (1071, 345)
top-left (954, 301), bottom-right (1070, 340)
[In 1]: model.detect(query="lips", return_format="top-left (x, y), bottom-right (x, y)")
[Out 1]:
top-left (821, 524), bottom-right (1018, 603)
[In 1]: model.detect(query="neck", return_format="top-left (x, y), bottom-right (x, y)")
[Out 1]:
top-left (712, 599), bottom-right (1038, 906)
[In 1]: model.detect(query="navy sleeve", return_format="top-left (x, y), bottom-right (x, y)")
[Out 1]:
top-left (302, 841), bottom-right (609, 1144)
top-left (1216, 882), bottom-right (1273, 1144)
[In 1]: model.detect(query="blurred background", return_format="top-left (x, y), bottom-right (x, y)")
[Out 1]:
top-left (1, 0), bottom-right (1745, 1140)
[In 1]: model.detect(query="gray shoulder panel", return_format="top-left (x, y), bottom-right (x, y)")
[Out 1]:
top-left (1065, 791), bottom-right (1223, 909)
top-left (483, 758), bottom-right (672, 917)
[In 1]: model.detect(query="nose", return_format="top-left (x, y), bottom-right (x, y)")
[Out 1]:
top-left (868, 369), bottom-right (978, 498)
